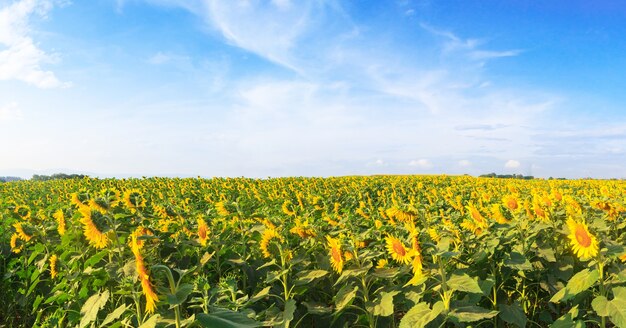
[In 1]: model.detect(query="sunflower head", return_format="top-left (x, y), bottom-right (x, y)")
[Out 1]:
top-left (326, 236), bottom-right (344, 273)
top-left (385, 235), bottom-right (412, 265)
top-left (566, 218), bottom-right (599, 260)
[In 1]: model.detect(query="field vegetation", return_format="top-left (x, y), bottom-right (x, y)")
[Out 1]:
top-left (1, 175), bottom-right (625, 327)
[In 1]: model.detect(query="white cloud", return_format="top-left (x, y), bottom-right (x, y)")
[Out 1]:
top-left (0, 0), bottom-right (68, 88)
top-left (458, 159), bottom-right (471, 167)
top-left (0, 102), bottom-right (22, 121)
top-left (147, 52), bottom-right (171, 65)
top-left (199, 0), bottom-right (325, 72)
top-left (504, 159), bottom-right (520, 169)
top-left (409, 159), bottom-right (433, 169)
top-left (420, 23), bottom-right (522, 63)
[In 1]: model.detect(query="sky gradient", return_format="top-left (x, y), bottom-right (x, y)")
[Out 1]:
top-left (1, 0), bottom-right (626, 179)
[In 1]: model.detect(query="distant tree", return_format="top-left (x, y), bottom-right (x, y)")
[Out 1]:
top-left (31, 173), bottom-right (87, 181)
top-left (0, 176), bottom-right (22, 182)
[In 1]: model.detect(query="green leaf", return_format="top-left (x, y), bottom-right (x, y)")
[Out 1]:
top-left (605, 244), bottom-right (625, 258)
top-left (249, 286), bottom-right (271, 304)
top-left (302, 301), bottom-right (332, 315)
top-left (503, 252), bottom-right (532, 271)
top-left (138, 314), bottom-right (160, 328)
top-left (593, 296), bottom-right (610, 317)
top-left (550, 305), bottom-right (583, 328)
top-left (449, 306), bottom-right (498, 322)
top-left (295, 270), bottom-right (328, 285)
top-left (499, 302), bottom-right (527, 328)
top-left (367, 291), bottom-right (400, 317)
top-left (166, 283), bottom-right (194, 306)
top-left (479, 277), bottom-right (495, 296)
top-left (266, 269), bottom-right (289, 284)
top-left (31, 295), bottom-right (44, 314)
top-left (551, 269), bottom-right (599, 303)
top-left (593, 287), bottom-right (626, 328)
top-left (537, 247), bottom-right (556, 262)
top-left (197, 309), bottom-right (261, 328)
top-left (372, 267), bottom-right (402, 279)
top-left (447, 273), bottom-right (483, 294)
top-left (84, 251), bottom-right (108, 268)
top-left (607, 287), bottom-right (626, 327)
top-left (79, 290), bottom-right (110, 328)
top-left (334, 264), bottom-right (372, 286)
top-left (100, 304), bottom-right (128, 327)
top-left (282, 299), bottom-right (296, 327)
top-left (399, 301), bottom-right (444, 328)
top-left (334, 284), bottom-right (358, 312)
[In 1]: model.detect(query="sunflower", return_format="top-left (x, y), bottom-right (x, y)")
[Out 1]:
top-left (281, 201), bottom-right (296, 216)
top-left (326, 236), bottom-right (344, 274)
top-left (197, 217), bottom-right (209, 246)
top-left (466, 203), bottom-right (487, 228)
top-left (50, 254), bottom-right (58, 279)
top-left (344, 251), bottom-right (354, 261)
top-left (53, 209), bottom-right (66, 236)
top-left (502, 195), bottom-right (519, 211)
top-left (376, 259), bottom-right (388, 268)
top-left (10, 233), bottom-right (23, 254)
top-left (428, 228), bottom-right (441, 243)
top-left (566, 218), bottom-right (599, 260)
top-left (13, 222), bottom-right (32, 242)
top-left (490, 204), bottom-right (509, 224)
top-left (260, 228), bottom-right (281, 258)
top-left (215, 201), bottom-right (230, 216)
top-left (130, 230), bottom-right (159, 314)
top-left (123, 189), bottom-right (145, 213)
top-left (289, 218), bottom-right (316, 238)
top-left (386, 207), bottom-right (416, 223)
top-left (79, 205), bottom-right (109, 249)
top-left (405, 255), bottom-right (425, 287)
top-left (385, 235), bottom-right (412, 265)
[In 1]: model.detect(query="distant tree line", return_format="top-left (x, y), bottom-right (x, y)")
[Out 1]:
top-left (479, 173), bottom-right (534, 180)
top-left (31, 173), bottom-right (88, 181)
top-left (0, 176), bottom-right (22, 183)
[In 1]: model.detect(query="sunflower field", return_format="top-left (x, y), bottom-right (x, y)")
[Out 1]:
top-left (1, 175), bottom-right (626, 327)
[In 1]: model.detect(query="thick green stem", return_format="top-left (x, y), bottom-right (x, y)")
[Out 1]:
top-left (598, 261), bottom-right (606, 328)
top-left (153, 265), bottom-right (181, 328)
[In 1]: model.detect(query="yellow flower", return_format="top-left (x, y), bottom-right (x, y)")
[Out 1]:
top-left (123, 189), bottom-right (145, 213)
top-left (13, 222), bottom-right (32, 242)
top-left (10, 233), bottom-right (23, 254)
top-left (79, 205), bottom-right (109, 249)
top-left (326, 236), bottom-right (344, 274)
top-left (89, 198), bottom-right (109, 214)
top-left (215, 201), bottom-right (230, 216)
top-left (260, 228), bottom-right (281, 258)
top-left (466, 203), bottom-right (487, 229)
top-left (53, 209), bottom-right (66, 236)
top-left (130, 230), bottom-right (159, 314)
top-left (289, 218), bottom-right (316, 238)
top-left (385, 235), bottom-right (412, 265)
top-left (344, 251), bottom-right (354, 261)
top-left (428, 228), bottom-right (441, 243)
top-left (502, 195), bottom-right (519, 211)
top-left (376, 259), bottom-right (388, 268)
top-left (50, 254), bottom-right (58, 279)
top-left (386, 207), bottom-right (416, 223)
top-left (566, 218), bottom-right (599, 260)
top-left (374, 220), bottom-right (383, 229)
top-left (490, 204), bottom-right (509, 224)
top-left (197, 217), bottom-right (209, 246)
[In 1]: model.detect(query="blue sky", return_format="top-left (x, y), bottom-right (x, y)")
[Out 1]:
top-left (1, 0), bottom-right (626, 179)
